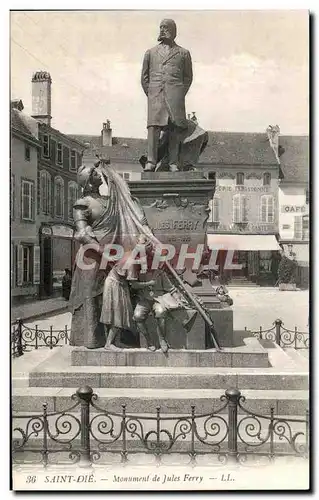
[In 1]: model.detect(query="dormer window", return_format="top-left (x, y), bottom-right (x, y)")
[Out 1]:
top-left (263, 172), bottom-right (271, 186)
top-left (236, 172), bottom-right (244, 186)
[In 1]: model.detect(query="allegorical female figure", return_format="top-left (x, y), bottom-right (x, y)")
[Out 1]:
top-left (69, 160), bottom-right (154, 349)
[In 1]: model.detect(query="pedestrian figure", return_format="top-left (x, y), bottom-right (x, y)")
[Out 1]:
top-left (62, 268), bottom-right (72, 300)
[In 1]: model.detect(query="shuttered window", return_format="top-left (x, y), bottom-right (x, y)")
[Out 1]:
top-left (70, 150), bottom-right (77, 171)
top-left (57, 142), bottom-right (63, 165)
top-left (33, 246), bottom-right (41, 285)
top-left (233, 194), bottom-right (247, 223)
top-left (54, 176), bottom-right (64, 218)
top-left (68, 181), bottom-right (78, 220)
top-left (294, 216), bottom-right (303, 239)
top-left (40, 170), bottom-right (52, 215)
top-left (260, 195), bottom-right (274, 223)
top-left (21, 179), bottom-right (35, 221)
top-left (17, 244), bottom-right (33, 285)
top-left (211, 197), bottom-right (220, 223)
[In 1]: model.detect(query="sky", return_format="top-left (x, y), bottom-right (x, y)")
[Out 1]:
top-left (10, 10), bottom-right (309, 138)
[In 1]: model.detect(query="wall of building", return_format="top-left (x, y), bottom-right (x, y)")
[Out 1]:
top-left (11, 135), bottom-right (39, 298)
top-left (82, 155), bottom-right (143, 181)
top-left (279, 184), bottom-right (308, 240)
top-left (202, 166), bottom-right (279, 234)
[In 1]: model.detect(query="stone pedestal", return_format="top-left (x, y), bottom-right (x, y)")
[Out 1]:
top-left (129, 171), bottom-right (234, 349)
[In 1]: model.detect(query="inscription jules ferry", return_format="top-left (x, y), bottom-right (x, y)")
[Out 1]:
top-left (153, 219), bottom-right (200, 231)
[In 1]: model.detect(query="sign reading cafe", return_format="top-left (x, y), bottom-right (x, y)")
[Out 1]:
top-left (281, 205), bottom-right (307, 213)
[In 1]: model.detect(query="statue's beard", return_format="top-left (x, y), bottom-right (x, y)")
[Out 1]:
top-left (158, 33), bottom-right (172, 42)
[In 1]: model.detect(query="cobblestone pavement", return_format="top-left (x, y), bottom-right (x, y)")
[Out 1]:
top-left (23, 287), bottom-right (309, 332)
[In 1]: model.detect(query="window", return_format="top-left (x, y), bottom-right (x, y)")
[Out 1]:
top-left (25, 144), bottom-right (30, 161)
top-left (68, 181), bottom-right (78, 220)
top-left (57, 143), bottom-right (63, 165)
top-left (260, 195), bottom-right (274, 223)
top-left (54, 176), bottom-right (64, 218)
top-left (17, 244), bottom-right (35, 285)
top-left (233, 194), bottom-right (247, 223)
top-left (70, 150), bottom-right (77, 171)
top-left (11, 174), bottom-right (15, 219)
top-left (302, 215), bottom-right (309, 240)
top-left (208, 172), bottom-right (216, 181)
top-left (294, 215), bottom-right (309, 240)
top-left (42, 134), bottom-right (50, 157)
top-left (40, 170), bottom-right (52, 215)
top-left (236, 172), bottom-right (244, 186)
top-left (209, 197), bottom-right (220, 223)
top-left (21, 179), bottom-right (35, 221)
top-left (263, 172), bottom-right (271, 186)
top-left (63, 146), bottom-right (70, 169)
top-left (305, 189), bottom-right (309, 205)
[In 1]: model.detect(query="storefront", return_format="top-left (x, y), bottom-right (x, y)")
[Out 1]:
top-left (207, 234), bottom-right (282, 285)
top-left (39, 224), bottom-right (79, 298)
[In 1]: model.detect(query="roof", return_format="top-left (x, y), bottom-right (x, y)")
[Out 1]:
top-left (11, 108), bottom-right (39, 144)
top-left (69, 130), bottom-right (280, 166)
top-left (68, 134), bottom-right (148, 162)
top-left (278, 135), bottom-right (309, 184)
top-left (68, 131), bottom-right (308, 179)
top-left (39, 123), bottom-right (86, 149)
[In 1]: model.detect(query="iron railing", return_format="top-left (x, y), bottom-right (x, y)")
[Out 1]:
top-left (245, 319), bottom-right (309, 350)
top-left (12, 387), bottom-right (309, 468)
top-left (11, 318), bottom-right (309, 358)
top-left (11, 319), bottom-right (70, 357)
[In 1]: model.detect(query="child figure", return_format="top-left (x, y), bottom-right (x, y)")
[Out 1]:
top-left (100, 260), bottom-right (156, 351)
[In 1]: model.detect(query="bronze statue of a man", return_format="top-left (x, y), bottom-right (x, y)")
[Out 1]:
top-left (141, 19), bottom-right (193, 172)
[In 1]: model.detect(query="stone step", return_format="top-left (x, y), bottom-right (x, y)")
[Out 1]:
top-left (283, 349), bottom-right (309, 368)
top-left (71, 341), bottom-right (269, 368)
top-left (12, 387), bottom-right (309, 415)
top-left (28, 364), bottom-right (308, 390)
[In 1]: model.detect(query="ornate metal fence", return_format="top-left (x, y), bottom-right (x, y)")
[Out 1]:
top-left (245, 319), bottom-right (309, 350)
top-left (11, 319), bottom-right (70, 357)
top-left (12, 387), bottom-right (309, 468)
top-left (11, 318), bottom-right (309, 358)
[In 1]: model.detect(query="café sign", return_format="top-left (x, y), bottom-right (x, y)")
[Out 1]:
top-left (281, 205), bottom-right (306, 213)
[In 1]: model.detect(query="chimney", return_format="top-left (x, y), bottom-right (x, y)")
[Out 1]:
top-left (31, 71), bottom-right (52, 126)
top-left (101, 120), bottom-right (112, 147)
top-left (266, 125), bottom-right (280, 164)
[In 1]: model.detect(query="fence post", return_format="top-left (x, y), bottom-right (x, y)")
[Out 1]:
top-left (225, 388), bottom-right (241, 463)
top-left (17, 319), bottom-right (23, 357)
top-left (76, 386), bottom-right (93, 468)
top-left (275, 319), bottom-right (282, 346)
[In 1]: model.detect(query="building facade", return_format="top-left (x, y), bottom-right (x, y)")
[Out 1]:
top-left (11, 100), bottom-right (41, 302)
top-left (31, 72), bottom-right (85, 298)
top-left (277, 136), bottom-right (309, 263)
top-left (198, 131), bottom-right (282, 285)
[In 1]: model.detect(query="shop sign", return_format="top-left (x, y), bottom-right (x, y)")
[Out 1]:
top-left (281, 205), bottom-right (306, 213)
top-left (51, 225), bottom-right (74, 238)
top-left (216, 186), bottom-right (270, 193)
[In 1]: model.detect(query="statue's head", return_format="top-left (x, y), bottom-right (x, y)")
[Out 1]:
top-left (158, 19), bottom-right (177, 42)
top-left (77, 164), bottom-right (104, 193)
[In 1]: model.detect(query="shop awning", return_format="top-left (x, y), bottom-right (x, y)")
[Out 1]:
top-left (207, 234), bottom-right (281, 251)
